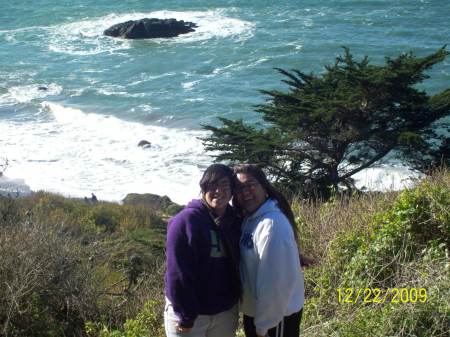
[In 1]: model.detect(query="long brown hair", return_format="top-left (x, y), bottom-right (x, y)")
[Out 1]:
top-left (233, 164), bottom-right (298, 241)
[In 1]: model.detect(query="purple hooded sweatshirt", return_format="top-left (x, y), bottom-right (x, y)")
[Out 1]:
top-left (165, 199), bottom-right (241, 328)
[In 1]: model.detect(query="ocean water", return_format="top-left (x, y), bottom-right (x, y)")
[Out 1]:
top-left (1, 0), bottom-right (449, 203)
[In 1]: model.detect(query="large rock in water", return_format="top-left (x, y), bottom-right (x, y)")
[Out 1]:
top-left (104, 18), bottom-right (197, 39)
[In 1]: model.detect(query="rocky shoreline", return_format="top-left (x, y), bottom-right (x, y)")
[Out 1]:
top-left (0, 175), bottom-right (32, 197)
top-left (0, 174), bottom-right (183, 212)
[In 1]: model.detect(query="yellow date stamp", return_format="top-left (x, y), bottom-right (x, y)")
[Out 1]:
top-left (337, 287), bottom-right (427, 304)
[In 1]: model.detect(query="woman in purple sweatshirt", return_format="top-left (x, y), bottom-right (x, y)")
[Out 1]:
top-left (164, 164), bottom-right (241, 337)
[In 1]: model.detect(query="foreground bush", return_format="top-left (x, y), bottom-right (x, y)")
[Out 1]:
top-left (0, 193), bottom-right (168, 337)
top-left (300, 169), bottom-right (449, 337)
top-left (85, 298), bottom-right (165, 337)
top-left (0, 220), bottom-right (98, 336)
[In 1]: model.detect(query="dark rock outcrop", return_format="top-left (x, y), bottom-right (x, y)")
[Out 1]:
top-left (0, 176), bottom-right (32, 197)
top-left (122, 193), bottom-right (173, 208)
top-left (122, 193), bottom-right (184, 215)
top-left (138, 140), bottom-right (151, 148)
top-left (104, 18), bottom-right (197, 39)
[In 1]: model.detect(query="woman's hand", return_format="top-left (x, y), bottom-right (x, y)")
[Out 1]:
top-left (176, 324), bottom-right (192, 333)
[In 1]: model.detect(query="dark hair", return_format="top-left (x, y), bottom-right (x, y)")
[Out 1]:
top-left (233, 164), bottom-right (298, 240)
top-left (199, 164), bottom-right (234, 194)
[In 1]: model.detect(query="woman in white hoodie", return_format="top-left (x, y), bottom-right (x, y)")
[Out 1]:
top-left (233, 164), bottom-right (304, 337)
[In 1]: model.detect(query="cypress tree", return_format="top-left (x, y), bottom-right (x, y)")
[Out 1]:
top-left (202, 47), bottom-right (450, 198)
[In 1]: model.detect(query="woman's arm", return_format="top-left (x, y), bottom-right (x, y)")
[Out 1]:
top-left (165, 216), bottom-right (200, 328)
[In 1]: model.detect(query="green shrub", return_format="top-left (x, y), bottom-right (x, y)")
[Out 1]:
top-left (343, 179), bottom-right (449, 288)
top-left (0, 191), bottom-right (169, 336)
top-left (123, 300), bottom-right (165, 337)
top-left (85, 299), bottom-right (165, 337)
top-left (0, 221), bottom-right (99, 336)
top-left (90, 204), bottom-right (121, 232)
top-left (300, 170), bottom-right (449, 337)
top-left (165, 203), bottom-right (184, 216)
top-left (0, 194), bottom-right (21, 224)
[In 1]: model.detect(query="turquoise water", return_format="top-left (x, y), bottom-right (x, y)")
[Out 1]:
top-left (0, 0), bottom-right (449, 203)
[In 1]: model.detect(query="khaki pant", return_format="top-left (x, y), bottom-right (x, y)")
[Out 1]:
top-left (164, 302), bottom-right (238, 337)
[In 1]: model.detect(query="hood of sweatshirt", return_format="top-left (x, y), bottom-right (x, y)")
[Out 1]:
top-left (246, 198), bottom-right (279, 222)
top-left (185, 199), bottom-right (238, 224)
top-left (185, 198), bottom-right (207, 212)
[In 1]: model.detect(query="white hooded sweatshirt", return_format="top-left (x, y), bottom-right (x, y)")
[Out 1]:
top-left (240, 198), bottom-right (304, 336)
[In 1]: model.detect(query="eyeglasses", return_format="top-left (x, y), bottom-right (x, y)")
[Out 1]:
top-left (205, 182), bottom-right (231, 192)
top-left (235, 180), bottom-right (260, 193)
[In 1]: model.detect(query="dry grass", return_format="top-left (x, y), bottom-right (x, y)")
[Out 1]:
top-left (293, 191), bottom-right (399, 263)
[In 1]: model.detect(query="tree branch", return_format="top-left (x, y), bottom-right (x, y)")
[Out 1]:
top-left (339, 147), bottom-right (393, 181)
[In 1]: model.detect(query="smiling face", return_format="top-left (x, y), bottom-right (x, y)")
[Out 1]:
top-left (203, 176), bottom-right (232, 215)
top-left (235, 172), bottom-right (267, 214)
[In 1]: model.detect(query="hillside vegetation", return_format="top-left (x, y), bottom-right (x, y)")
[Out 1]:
top-left (0, 192), bottom-right (169, 337)
top-left (296, 168), bottom-right (449, 337)
top-left (0, 169), bottom-right (448, 337)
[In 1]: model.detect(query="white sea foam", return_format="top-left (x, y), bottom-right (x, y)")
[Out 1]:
top-left (286, 41), bottom-right (303, 51)
top-left (46, 9), bottom-right (254, 55)
top-left (0, 26), bottom-right (48, 44)
top-left (96, 85), bottom-right (149, 98)
top-left (0, 102), bottom-right (212, 204)
top-left (247, 57), bottom-right (269, 67)
top-left (208, 57), bottom-right (271, 78)
top-left (1, 83), bottom-right (62, 104)
top-left (182, 80), bottom-right (200, 90)
top-left (0, 103), bottom-right (424, 202)
top-left (212, 61), bottom-right (243, 75)
top-left (184, 98), bottom-right (205, 102)
top-left (353, 165), bottom-right (422, 191)
top-left (135, 104), bottom-right (158, 113)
